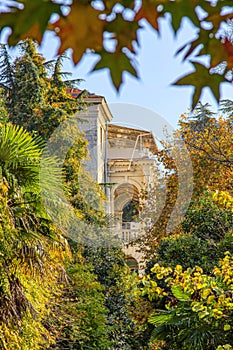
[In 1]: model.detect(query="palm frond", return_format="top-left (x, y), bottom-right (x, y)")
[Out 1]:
top-left (219, 99), bottom-right (233, 115)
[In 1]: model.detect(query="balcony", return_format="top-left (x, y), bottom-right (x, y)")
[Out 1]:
top-left (114, 222), bottom-right (141, 243)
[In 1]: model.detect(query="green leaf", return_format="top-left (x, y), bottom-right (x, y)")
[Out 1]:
top-left (171, 285), bottom-right (191, 301)
top-left (103, 0), bottom-right (135, 14)
top-left (224, 324), bottom-right (231, 331)
top-left (105, 13), bottom-right (141, 53)
top-left (163, 0), bottom-right (200, 34)
top-left (172, 62), bottom-right (226, 109)
top-left (198, 310), bottom-right (209, 319)
top-left (149, 311), bottom-right (174, 325)
top-left (0, 0), bottom-right (61, 45)
top-left (201, 1), bottom-right (233, 23)
top-left (176, 28), bottom-right (212, 60)
top-left (92, 50), bottom-right (138, 90)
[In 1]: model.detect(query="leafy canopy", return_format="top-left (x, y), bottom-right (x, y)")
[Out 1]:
top-left (0, 0), bottom-right (232, 107)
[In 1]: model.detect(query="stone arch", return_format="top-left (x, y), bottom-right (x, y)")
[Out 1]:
top-left (125, 256), bottom-right (139, 274)
top-left (113, 182), bottom-right (140, 214)
top-left (110, 177), bottom-right (143, 197)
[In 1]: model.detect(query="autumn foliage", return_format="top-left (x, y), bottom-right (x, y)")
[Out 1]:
top-left (0, 1), bottom-right (232, 107)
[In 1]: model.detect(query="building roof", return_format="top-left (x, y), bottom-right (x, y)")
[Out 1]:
top-left (66, 87), bottom-right (104, 99)
top-left (67, 87), bottom-right (113, 122)
top-left (66, 88), bottom-right (157, 154)
top-left (108, 123), bottom-right (158, 154)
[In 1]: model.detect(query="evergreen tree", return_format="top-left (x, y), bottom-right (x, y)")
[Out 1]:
top-left (0, 39), bottom-right (85, 138)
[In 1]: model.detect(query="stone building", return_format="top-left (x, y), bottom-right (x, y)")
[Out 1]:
top-left (68, 89), bottom-right (157, 273)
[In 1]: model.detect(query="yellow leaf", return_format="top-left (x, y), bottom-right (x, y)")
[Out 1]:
top-left (52, 3), bottom-right (105, 64)
top-left (174, 265), bottom-right (182, 274)
top-left (135, 0), bottom-right (163, 31)
top-left (201, 288), bottom-right (211, 299)
top-left (20, 23), bottom-right (43, 43)
top-left (224, 324), bottom-right (231, 331)
top-left (207, 295), bottom-right (215, 304)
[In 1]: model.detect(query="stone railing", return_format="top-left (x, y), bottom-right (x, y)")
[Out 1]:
top-left (115, 229), bottom-right (141, 243)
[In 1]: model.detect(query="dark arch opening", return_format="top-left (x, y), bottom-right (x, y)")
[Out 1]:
top-left (125, 256), bottom-right (139, 274)
top-left (122, 200), bottom-right (139, 222)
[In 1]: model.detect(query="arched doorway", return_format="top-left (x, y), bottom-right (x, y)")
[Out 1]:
top-left (125, 256), bottom-right (139, 274)
top-left (122, 200), bottom-right (139, 223)
top-left (113, 183), bottom-right (139, 219)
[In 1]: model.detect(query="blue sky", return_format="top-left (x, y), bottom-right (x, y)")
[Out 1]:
top-left (39, 15), bottom-right (233, 130)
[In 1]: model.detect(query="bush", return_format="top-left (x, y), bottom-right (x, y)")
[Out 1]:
top-left (182, 193), bottom-right (233, 241)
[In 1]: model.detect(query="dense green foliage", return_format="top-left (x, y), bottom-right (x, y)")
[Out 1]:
top-left (47, 257), bottom-right (111, 350)
top-left (85, 247), bottom-right (149, 350)
top-left (182, 194), bottom-right (233, 241)
top-left (142, 103), bottom-right (233, 350)
top-left (154, 193), bottom-right (233, 273)
top-left (0, 40), bottom-right (146, 350)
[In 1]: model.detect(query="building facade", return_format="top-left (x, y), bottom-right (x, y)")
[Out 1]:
top-left (73, 90), bottom-right (157, 273)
